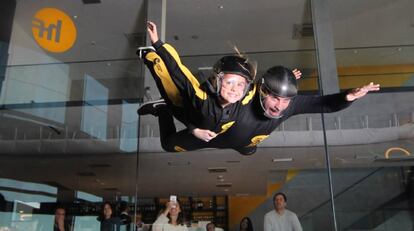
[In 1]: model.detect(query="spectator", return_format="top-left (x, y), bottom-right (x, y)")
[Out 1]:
top-left (206, 222), bottom-right (215, 231)
top-left (97, 202), bottom-right (121, 231)
top-left (264, 193), bottom-right (302, 231)
top-left (152, 200), bottom-right (187, 231)
top-left (54, 207), bottom-right (71, 231)
top-left (240, 217), bottom-right (253, 231)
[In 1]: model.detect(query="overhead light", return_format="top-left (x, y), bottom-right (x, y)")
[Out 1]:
top-left (198, 66), bottom-right (213, 70)
top-left (272, 157), bottom-right (293, 162)
top-left (216, 183), bottom-right (232, 188)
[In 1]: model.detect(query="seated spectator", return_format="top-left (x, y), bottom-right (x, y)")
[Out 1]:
top-left (152, 200), bottom-right (187, 231)
top-left (54, 207), bottom-right (71, 231)
top-left (97, 202), bottom-right (121, 231)
top-left (240, 217), bottom-right (253, 231)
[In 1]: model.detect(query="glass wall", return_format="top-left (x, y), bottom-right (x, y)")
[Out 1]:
top-left (328, 0), bottom-right (414, 230)
top-left (3, 0), bottom-right (413, 231)
top-left (1, 0), bottom-right (145, 230)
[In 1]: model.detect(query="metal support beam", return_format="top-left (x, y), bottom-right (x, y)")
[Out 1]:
top-left (311, 0), bottom-right (339, 95)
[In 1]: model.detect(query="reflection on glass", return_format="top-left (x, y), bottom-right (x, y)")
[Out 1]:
top-left (81, 74), bottom-right (108, 141)
top-left (120, 101), bottom-right (139, 152)
top-left (0, 64), bottom-right (70, 123)
top-left (76, 191), bottom-right (102, 203)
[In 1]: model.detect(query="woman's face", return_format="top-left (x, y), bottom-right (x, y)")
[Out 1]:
top-left (241, 218), bottom-right (249, 229)
top-left (219, 74), bottom-right (248, 104)
top-left (103, 204), bottom-right (112, 218)
top-left (169, 202), bottom-right (181, 217)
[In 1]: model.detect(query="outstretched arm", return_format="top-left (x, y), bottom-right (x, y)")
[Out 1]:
top-left (291, 82), bottom-right (380, 115)
top-left (345, 82), bottom-right (380, 101)
top-left (145, 22), bottom-right (218, 142)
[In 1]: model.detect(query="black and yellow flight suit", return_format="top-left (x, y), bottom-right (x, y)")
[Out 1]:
top-left (142, 40), bottom-right (353, 154)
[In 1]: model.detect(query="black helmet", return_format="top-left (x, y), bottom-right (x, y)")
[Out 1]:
top-left (213, 56), bottom-right (255, 82)
top-left (213, 55), bottom-right (256, 98)
top-left (259, 66), bottom-right (297, 119)
top-left (261, 66), bottom-right (297, 98)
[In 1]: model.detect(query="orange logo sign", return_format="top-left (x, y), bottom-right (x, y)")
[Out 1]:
top-left (32, 8), bottom-right (77, 53)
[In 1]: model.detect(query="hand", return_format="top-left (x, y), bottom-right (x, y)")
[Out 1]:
top-left (191, 128), bottom-right (217, 142)
top-left (292, 69), bottom-right (302, 80)
top-left (346, 82), bottom-right (380, 101)
top-left (163, 201), bottom-right (174, 216)
top-left (147, 21), bottom-right (159, 44)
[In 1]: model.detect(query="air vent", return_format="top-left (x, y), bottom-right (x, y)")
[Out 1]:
top-left (208, 167), bottom-right (227, 173)
top-left (103, 187), bottom-right (118, 191)
top-left (77, 172), bottom-right (96, 177)
top-left (82, 0), bottom-right (101, 4)
top-left (216, 183), bottom-right (232, 188)
top-left (89, 164), bottom-right (111, 168)
top-left (293, 23), bottom-right (314, 39)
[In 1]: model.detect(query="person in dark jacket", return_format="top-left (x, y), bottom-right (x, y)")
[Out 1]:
top-left (138, 22), bottom-right (380, 155)
top-left (97, 202), bottom-right (121, 231)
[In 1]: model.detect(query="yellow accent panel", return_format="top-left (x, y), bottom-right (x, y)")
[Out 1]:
top-left (246, 135), bottom-right (269, 147)
top-left (174, 146), bottom-right (186, 152)
top-left (242, 85), bottom-right (257, 105)
top-left (300, 64), bottom-right (414, 91)
top-left (228, 169), bottom-right (300, 228)
top-left (286, 169), bottom-right (300, 182)
top-left (218, 121), bottom-right (235, 134)
top-left (162, 44), bottom-right (207, 100)
top-left (339, 74), bottom-right (411, 89)
top-left (146, 52), bottom-right (182, 107)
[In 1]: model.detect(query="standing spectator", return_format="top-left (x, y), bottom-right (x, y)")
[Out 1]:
top-left (97, 202), bottom-right (121, 231)
top-left (264, 193), bottom-right (302, 231)
top-left (152, 200), bottom-right (187, 231)
top-left (240, 217), bottom-right (253, 231)
top-left (54, 207), bottom-right (71, 231)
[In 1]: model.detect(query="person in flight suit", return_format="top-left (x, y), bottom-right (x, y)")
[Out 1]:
top-left (138, 21), bottom-right (380, 155)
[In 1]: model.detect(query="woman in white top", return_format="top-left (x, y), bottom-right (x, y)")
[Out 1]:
top-left (153, 201), bottom-right (188, 231)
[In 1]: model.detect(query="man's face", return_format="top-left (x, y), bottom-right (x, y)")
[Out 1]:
top-left (274, 195), bottom-right (286, 210)
top-left (262, 94), bottom-right (291, 118)
top-left (219, 73), bottom-right (248, 104)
